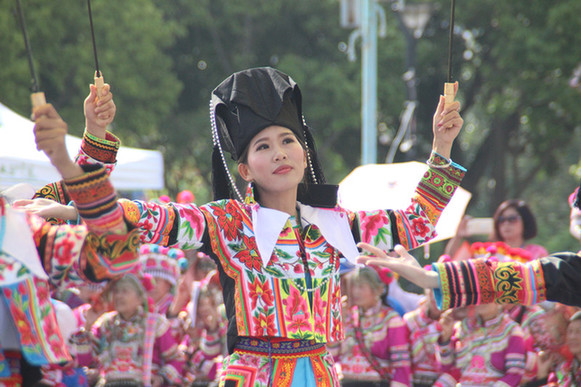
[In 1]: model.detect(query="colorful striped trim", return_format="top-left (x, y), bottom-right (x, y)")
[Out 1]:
top-left (433, 258), bottom-right (547, 310)
top-left (81, 131), bottom-right (120, 163)
top-left (234, 337), bottom-right (326, 359)
top-left (64, 165), bottom-right (124, 233)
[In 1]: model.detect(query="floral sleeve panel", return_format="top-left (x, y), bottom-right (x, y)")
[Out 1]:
top-left (31, 211), bottom-right (140, 287)
top-left (118, 199), bottom-right (206, 250)
top-left (354, 159), bottom-right (465, 251)
top-left (32, 165), bottom-right (140, 286)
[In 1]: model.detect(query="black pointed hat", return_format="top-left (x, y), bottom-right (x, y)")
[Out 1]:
top-left (210, 67), bottom-right (336, 206)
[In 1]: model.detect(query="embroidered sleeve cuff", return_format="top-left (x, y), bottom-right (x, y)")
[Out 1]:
top-left (79, 130), bottom-right (120, 164)
top-left (432, 258), bottom-right (546, 310)
top-left (64, 164), bottom-right (124, 233)
top-left (415, 153), bottom-right (466, 226)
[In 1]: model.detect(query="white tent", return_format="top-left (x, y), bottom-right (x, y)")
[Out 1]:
top-left (0, 102), bottom-right (164, 191)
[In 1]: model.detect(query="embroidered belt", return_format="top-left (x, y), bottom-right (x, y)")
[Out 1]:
top-left (234, 337), bottom-right (326, 359)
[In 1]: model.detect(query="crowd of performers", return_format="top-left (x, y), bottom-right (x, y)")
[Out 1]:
top-left (2, 67), bottom-right (581, 387)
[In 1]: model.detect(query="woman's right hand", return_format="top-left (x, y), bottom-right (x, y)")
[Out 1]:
top-left (84, 83), bottom-right (116, 138)
top-left (32, 104), bottom-right (82, 179)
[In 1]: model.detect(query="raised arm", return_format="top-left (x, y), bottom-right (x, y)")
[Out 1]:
top-left (30, 103), bottom-right (139, 284)
top-left (351, 89), bottom-right (465, 253)
top-left (34, 84), bottom-right (120, 211)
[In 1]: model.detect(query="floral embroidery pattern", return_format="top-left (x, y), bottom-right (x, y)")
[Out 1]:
top-left (359, 211), bottom-right (391, 246)
top-left (282, 287), bottom-right (311, 335)
top-left (210, 201), bottom-right (243, 241)
top-left (232, 235), bottom-right (262, 273)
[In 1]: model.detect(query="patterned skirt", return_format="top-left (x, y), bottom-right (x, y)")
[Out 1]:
top-left (219, 337), bottom-right (339, 387)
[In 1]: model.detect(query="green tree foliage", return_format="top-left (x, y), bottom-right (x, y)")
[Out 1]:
top-left (0, 0), bottom-right (182, 142)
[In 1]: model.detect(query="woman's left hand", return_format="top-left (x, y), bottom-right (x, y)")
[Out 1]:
top-left (357, 243), bottom-right (440, 289)
top-left (13, 198), bottom-right (78, 220)
top-left (432, 82), bottom-right (463, 159)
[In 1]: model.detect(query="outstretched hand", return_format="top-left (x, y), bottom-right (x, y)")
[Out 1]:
top-left (13, 198), bottom-right (78, 221)
top-left (432, 82), bottom-right (463, 159)
top-left (356, 242), bottom-right (440, 289)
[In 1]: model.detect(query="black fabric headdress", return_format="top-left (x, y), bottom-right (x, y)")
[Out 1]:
top-left (209, 67), bottom-right (336, 207)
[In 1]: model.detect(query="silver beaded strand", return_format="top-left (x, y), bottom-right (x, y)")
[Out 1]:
top-left (210, 100), bottom-right (244, 202)
top-left (302, 116), bottom-right (318, 184)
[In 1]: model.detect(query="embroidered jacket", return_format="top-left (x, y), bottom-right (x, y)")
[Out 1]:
top-left (77, 311), bottom-right (183, 385)
top-left (431, 252), bottom-right (581, 309)
top-left (333, 302), bottom-right (411, 385)
top-left (118, 155), bottom-right (464, 352)
top-left (0, 164), bottom-right (140, 378)
top-left (434, 313), bottom-right (526, 387)
top-left (70, 132), bottom-right (464, 352)
top-left (403, 305), bottom-right (442, 385)
top-left (505, 304), bottom-right (548, 383)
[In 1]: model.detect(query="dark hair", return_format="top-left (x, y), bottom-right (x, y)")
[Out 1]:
top-left (492, 199), bottom-right (538, 241)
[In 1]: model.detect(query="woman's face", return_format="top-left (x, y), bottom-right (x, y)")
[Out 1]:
top-left (112, 282), bottom-right (142, 319)
top-left (238, 125), bottom-right (306, 197)
top-left (350, 281), bottom-right (380, 311)
top-left (567, 320), bottom-right (581, 358)
top-left (497, 207), bottom-right (524, 243)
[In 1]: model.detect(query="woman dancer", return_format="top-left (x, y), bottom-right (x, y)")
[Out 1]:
top-left (38, 67), bottom-right (466, 386)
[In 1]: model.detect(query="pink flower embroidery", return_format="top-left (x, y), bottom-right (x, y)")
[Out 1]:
top-left (359, 211), bottom-right (390, 243)
top-left (411, 217), bottom-right (430, 238)
top-left (283, 287), bottom-right (310, 333)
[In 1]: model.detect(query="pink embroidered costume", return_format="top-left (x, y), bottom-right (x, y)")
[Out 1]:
top-left (76, 309), bottom-right (183, 386)
top-left (182, 303), bottom-right (228, 385)
top-left (334, 302), bottom-right (411, 386)
top-left (434, 313), bottom-right (526, 387)
top-left (403, 304), bottom-right (442, 386)
top-left (0, 161), bottom-right (139, 385)
top-left (116, 153), bottom-right (463, 386)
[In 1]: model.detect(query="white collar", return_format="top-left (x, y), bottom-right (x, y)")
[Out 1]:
top-left (252, 202), bottom-right (359, 267)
